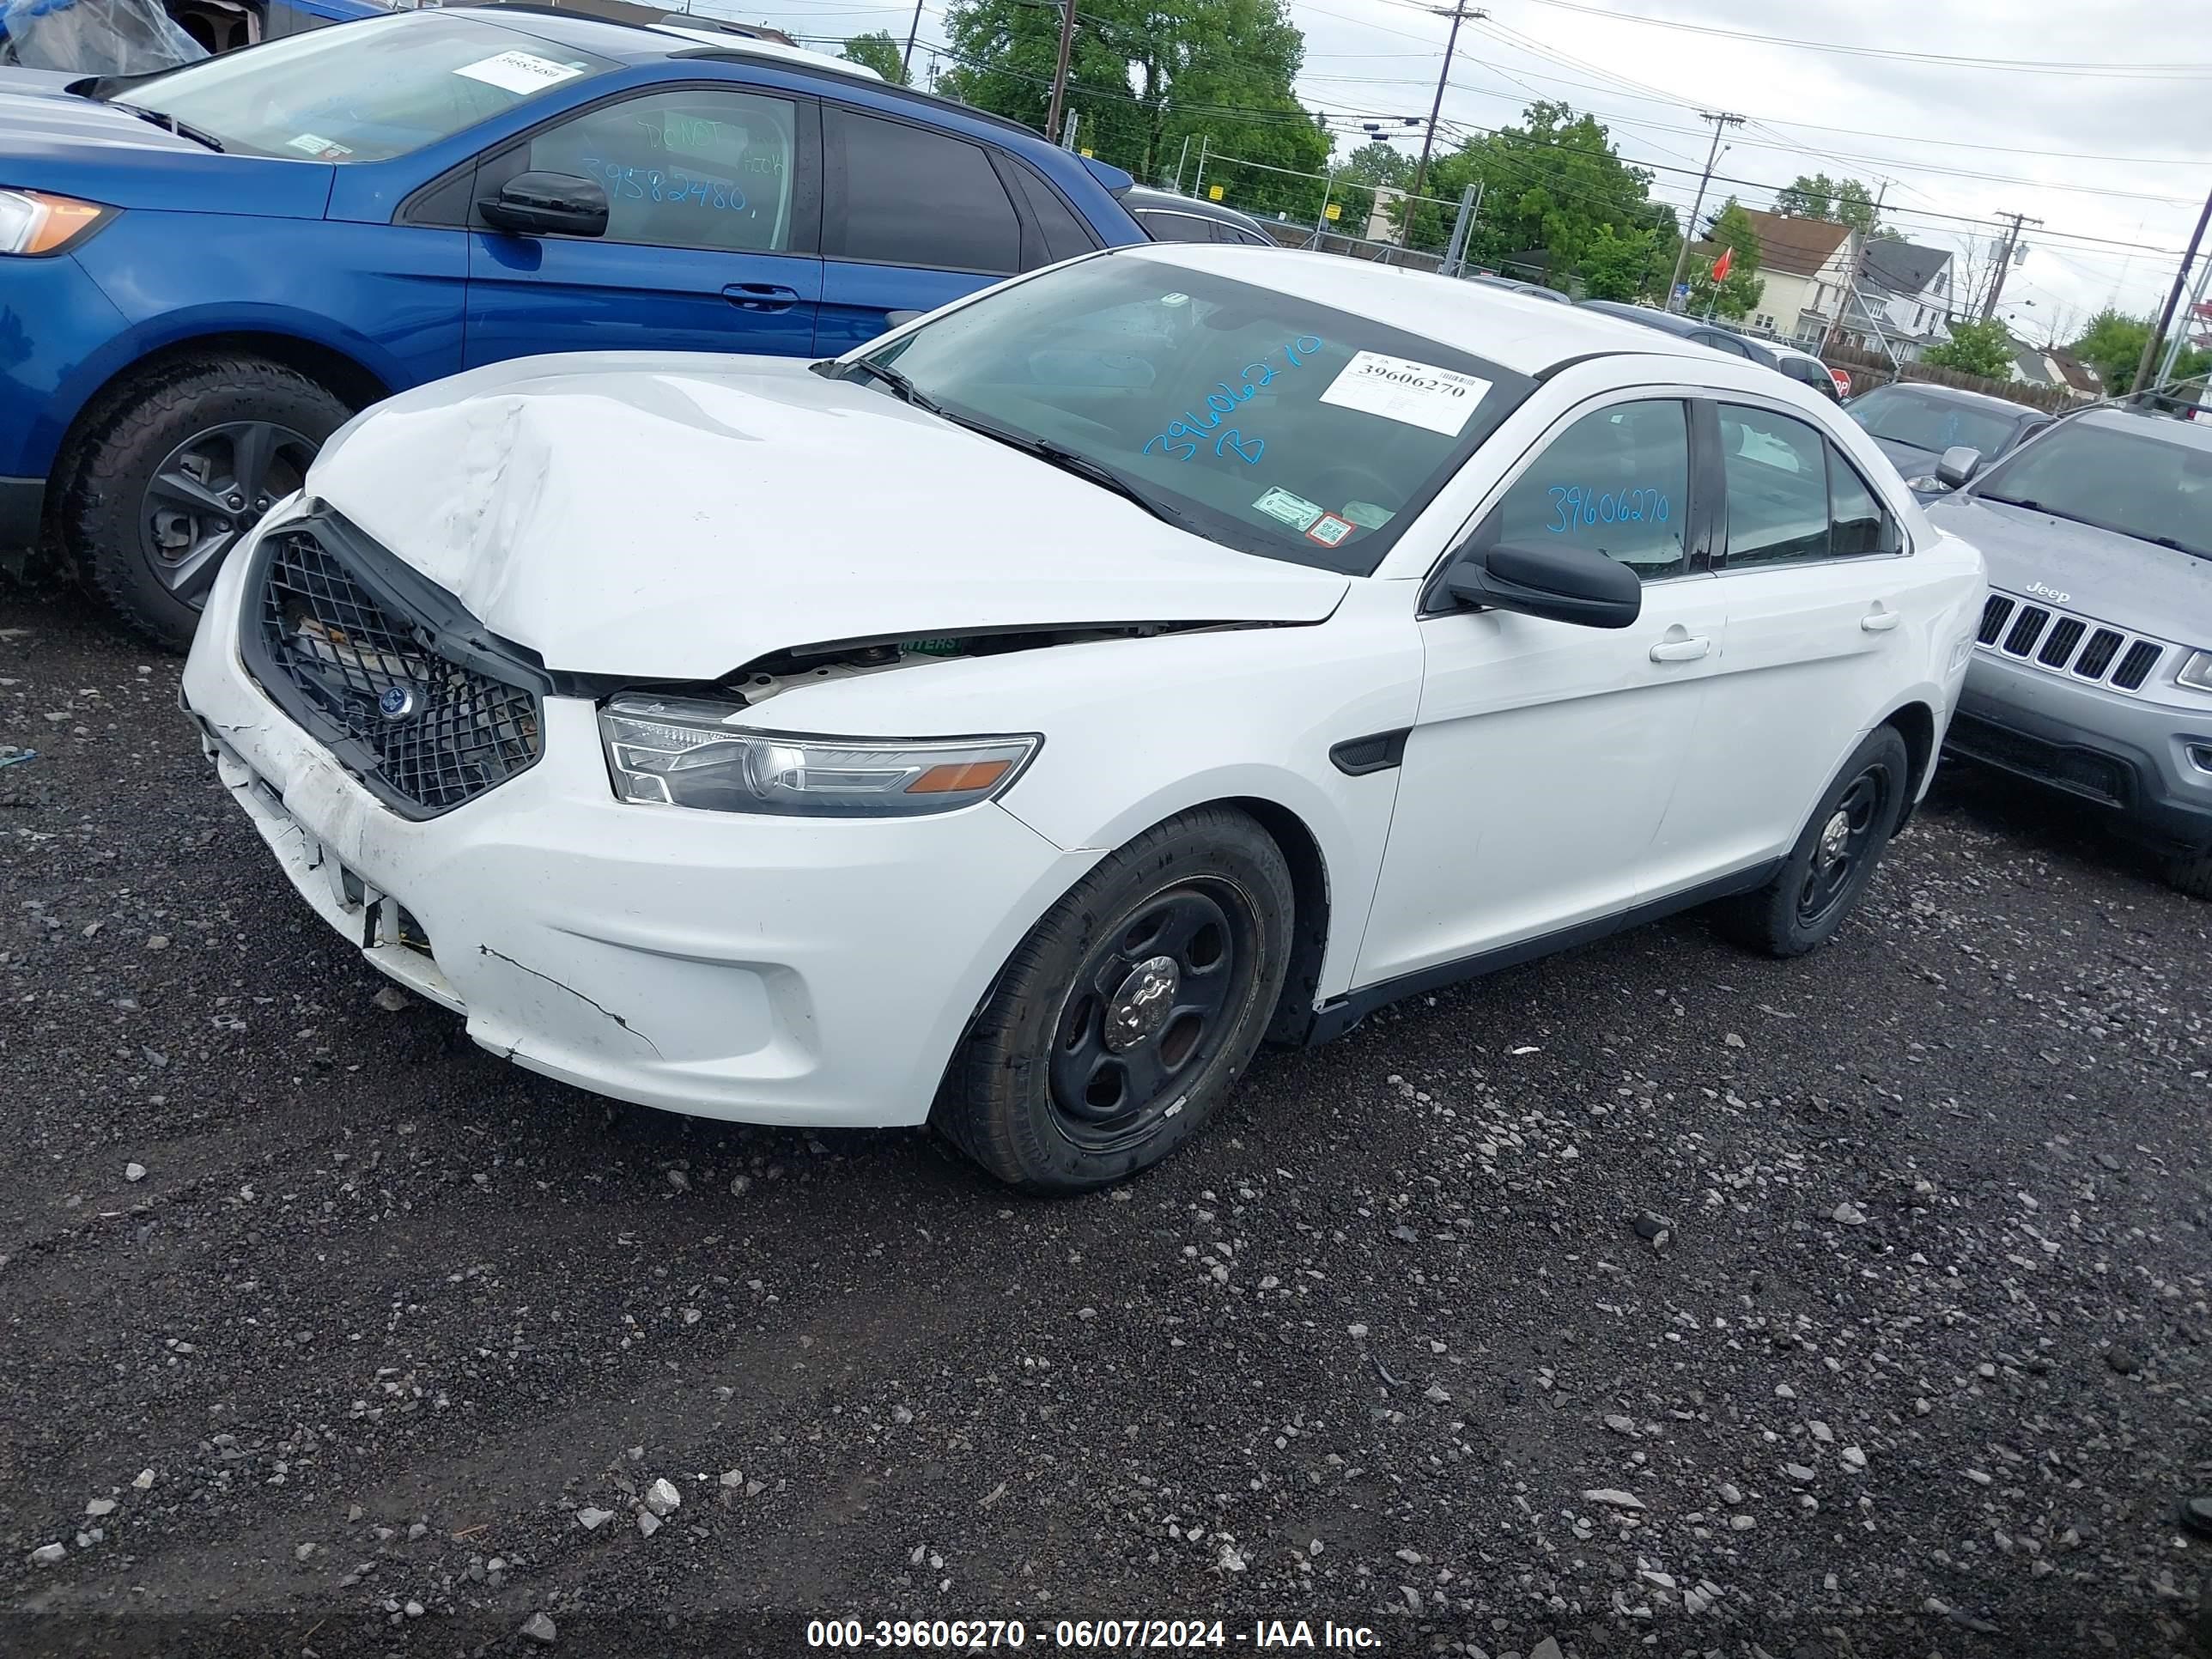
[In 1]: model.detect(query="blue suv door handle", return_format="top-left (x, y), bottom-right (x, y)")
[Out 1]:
top-left (724, 283), bottom-right (800, 313)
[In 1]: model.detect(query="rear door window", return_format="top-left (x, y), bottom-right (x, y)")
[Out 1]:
top-left (830, 110), bottom-right (1021, 274)
top-left (1719, 404), bottom-right (1899, 565)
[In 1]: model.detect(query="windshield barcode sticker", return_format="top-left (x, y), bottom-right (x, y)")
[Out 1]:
top-left (1318, 350), bottom-right (1490, 436)
top-left (453, 51), bottom-right (587, 95)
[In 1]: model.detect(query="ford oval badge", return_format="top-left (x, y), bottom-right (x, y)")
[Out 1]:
top-left (378, 685), bottom-right (418, 721)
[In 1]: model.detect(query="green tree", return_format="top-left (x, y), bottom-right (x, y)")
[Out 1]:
top-left (1775, 172), bottom-right (1887, 238)
top-left (938, 0), bottom-right (1328, 218)
top-left (1578, 223), bottom-right (1654, 301)
top-left (839, 30), bottom-right (911, 85)
top-left (1924, 318), bottom-right (2017, 380)
top-left (1686, 198), bottom-right (1765, 320)
top-left (1330, 138), bottom-right (1410, 237)
top-left (1390, 100), bottom-right (1659, 273)
top-left (1773, 173), bottom-right (1838, 220)
top-left (2069, 307), bottom-right (2212, 395)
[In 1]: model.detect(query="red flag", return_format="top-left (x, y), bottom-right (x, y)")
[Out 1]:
top-left (1711, 246), bottom-right (1734, 283)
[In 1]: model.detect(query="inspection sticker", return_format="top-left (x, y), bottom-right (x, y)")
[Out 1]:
top-left (453, 51), bottom-right (588, 95)
top-left (1253, 487), bottom-right (1322, 530)
top-left (1305, 514), bottom-right (1355, 548)
top-left (286, 132), bottom-right (351, 159)
top-left (1318, 350), bottom-right (1491, 436)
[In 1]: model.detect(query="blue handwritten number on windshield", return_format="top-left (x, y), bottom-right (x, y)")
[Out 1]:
top-left (1546, 484), bottom-right (1670, 534)
top-left (1142, 336), bottom-right (1323, 465)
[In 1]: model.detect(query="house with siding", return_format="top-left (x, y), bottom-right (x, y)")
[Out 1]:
top-left (1832, 240), bottom-right (1956, 362)
top-left (1732, 211), bottom-right (1856, 344)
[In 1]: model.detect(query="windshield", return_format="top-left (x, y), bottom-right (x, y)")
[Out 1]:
top-left (858, 256), bottom-right (1536, 574)
top-left (1849, 386), bottom-right (2021, 459)
top-left (1973, 418), bottom-right (2212, 560)
top-left (108, 15), bottom-right (615, 163)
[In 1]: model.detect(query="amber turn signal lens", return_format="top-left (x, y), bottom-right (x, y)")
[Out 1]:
top-left (0, 190), bottom-right (111, 255)
top-left (906, 760), bottom-right (1013, 794)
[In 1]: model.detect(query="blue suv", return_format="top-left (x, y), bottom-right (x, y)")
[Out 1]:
top-left (0, 3), bottom-right (1142, 645)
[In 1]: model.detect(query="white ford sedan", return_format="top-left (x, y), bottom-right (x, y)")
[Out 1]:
top-left (181, 245), bottom-right (1984, 1192)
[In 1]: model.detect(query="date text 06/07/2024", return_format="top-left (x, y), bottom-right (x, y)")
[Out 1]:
top-left (804, 1618), bottom-right (1386, 1650)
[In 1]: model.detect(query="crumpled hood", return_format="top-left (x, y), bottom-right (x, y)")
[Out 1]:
top-left (0, 83), bottom-right (335, 216)
top-left (305, 352), bottom-right (1352, 678)
top-left (1926, 491), bottom-right (2212, 641)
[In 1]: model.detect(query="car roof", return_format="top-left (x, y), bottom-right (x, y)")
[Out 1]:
top-left (2063, 404), bottom-right (2212, 450)
top-left (1123, 187), bottom-right (1273, 235)
top-left (647, 24), bottom-right (882, 80)
top-left (1122, 245), bottom-right (1721, 374)
top-left (1859, 380), bottom-right (2040, 417)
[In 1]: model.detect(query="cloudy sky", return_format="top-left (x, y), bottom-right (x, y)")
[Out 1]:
top-left (712, 0), bottom-right (2211, 336)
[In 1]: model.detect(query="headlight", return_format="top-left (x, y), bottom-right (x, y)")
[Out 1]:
top-left (599, 694), bottom-right (1040, 817)
top-left (0, 189), bottom-right (112, 256)
top-left (2179, 650), bottom-right (2212, 694)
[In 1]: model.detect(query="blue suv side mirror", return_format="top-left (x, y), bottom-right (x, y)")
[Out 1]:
top-left (481, 173), bottom-right (609, 240)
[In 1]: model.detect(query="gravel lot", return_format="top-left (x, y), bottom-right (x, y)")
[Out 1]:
top-left (5, 580), bottom-right (2212, 1659)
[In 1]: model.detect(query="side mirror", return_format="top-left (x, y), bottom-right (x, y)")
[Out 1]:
top-left (1936, 445), bottom-right (1983, 489)
top-left (480, 172), bottom-right (609, 239)
top-left (1443, 540), bottom-right (1642, 629)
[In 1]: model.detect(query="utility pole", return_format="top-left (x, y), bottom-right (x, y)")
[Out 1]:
top-left (2157, 245), bottom-right (2212, 388)
top-left (1170, 134), bottom-right (1190, 192)
top-left (901, 0), bottom-right (923, 79)
top-left (1665, 112), bottom-right (1744, 309)
top-left (1401, 5), bottom-right (1485, 251)
top-left (1044, 0), bottom-right (1078, 149)
top-left (1191, 134), bottom-right (1209, 198)
top-left (1978, 210), bottom-right (2041, 321)
top-left (2135, 181), bottom-right (2212, 398)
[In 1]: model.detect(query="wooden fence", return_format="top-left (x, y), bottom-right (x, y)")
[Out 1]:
top-left (1819, 340), bottom-right (2081, 412)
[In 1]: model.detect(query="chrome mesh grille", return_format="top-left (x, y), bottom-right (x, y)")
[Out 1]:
top-left (1975, 590), bottom-right (2166, 692)
top-left (254, 529), bottom-right (541, 815)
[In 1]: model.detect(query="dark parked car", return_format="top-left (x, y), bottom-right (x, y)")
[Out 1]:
top-left (1578, 301), bottom-right (1839, 403)
top-left (1123, 186), bottom-right (1277, 247)
top-left (1468, 273), bottom-right (1571, 303)
top-left (1844, 381), bottom-right (2052, 497)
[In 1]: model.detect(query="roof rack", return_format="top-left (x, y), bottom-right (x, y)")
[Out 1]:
top-left (465, 1), bottom-right (1055, 143)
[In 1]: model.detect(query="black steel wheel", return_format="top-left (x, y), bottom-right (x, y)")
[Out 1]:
top-left (1717, 725), bottom-right (1911, 958)
top-left (1795, 767), bottom-right (1890, 927)
top-left (1047, 880), bottom-right (1256, 1156)
top-left (937, 806), bottom-right (1295, 1193)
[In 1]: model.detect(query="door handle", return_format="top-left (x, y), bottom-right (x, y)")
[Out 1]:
top-left (1861, 605), bottom-right (1902, 633)
top-left (724, 283), bottom-right (800, 313)
top-left (1649, 635), bottom-right (1712, 663)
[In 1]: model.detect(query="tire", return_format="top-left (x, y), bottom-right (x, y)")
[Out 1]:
top-left (1716, 726), bottom-right (1911, 958)
top-left (935, 806), bottom-right (1296, 1194)
top-left (2164, 848), bottom-right (2212, 900)
top-left (59, 356), bottom-right (353, 651)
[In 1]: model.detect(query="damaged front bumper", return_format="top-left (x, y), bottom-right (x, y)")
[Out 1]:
top-left (179, 534), bottom-right (1094, 1129)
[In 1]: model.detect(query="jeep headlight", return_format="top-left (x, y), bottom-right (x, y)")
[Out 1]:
top-left (2179, 650), bottom-right (2212, 695)
top-left (599, 694), bottom-right (1040, 816)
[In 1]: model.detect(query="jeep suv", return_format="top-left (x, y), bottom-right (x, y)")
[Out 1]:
top-left (1929, 405), bottom-right (2212, 895)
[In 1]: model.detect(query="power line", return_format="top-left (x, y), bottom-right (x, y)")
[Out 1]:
top-left (1501, 0), bottom-right (2212, 79)
top-left (1668, 112), bottom-right (1743, 301)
